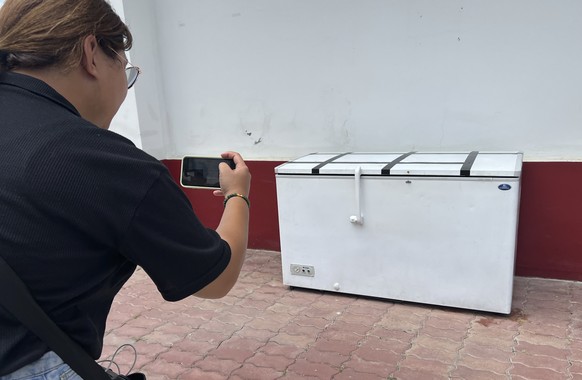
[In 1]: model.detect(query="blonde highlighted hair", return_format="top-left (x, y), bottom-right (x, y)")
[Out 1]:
top-left (0, 0), bottom-right (132, 72)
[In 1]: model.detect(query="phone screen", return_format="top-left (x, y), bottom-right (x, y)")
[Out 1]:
top-left (180, 157), bottom-right (236, 188)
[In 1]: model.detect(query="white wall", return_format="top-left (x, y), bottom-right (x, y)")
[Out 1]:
top-left (123, 0), bottom-right (582, 161)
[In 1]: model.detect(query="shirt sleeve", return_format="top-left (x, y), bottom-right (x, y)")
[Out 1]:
top-left (119, 170), bottom-right (231, 301)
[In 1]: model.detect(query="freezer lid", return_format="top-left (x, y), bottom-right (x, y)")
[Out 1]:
top-left (275, 151), bottom-right (523, 177)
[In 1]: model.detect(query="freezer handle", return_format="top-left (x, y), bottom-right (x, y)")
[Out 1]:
top-left (349, 166), bottom-right (364, 225)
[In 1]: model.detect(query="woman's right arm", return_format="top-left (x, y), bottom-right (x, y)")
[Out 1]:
top-left (194, 151), bottom-right (251, 299)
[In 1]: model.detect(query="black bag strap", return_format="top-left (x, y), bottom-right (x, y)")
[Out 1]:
top-left (0, 255), bottom-right (110, 380)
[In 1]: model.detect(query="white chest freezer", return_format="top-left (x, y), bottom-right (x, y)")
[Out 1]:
top-left (275, 152), bottom-right (523, 314)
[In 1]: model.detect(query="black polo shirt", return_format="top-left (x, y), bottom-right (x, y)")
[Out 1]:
top-left (0, 72), bottom-right (231, 375)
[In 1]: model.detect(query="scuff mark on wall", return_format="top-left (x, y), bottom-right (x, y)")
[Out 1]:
top-left (239, 101), bottom-right (271, 147)
top-left (319, 86), bottom-right (353, 149)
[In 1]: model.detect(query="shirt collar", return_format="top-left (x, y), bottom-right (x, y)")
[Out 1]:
top-left (0, 71), bottom-right (80, 116)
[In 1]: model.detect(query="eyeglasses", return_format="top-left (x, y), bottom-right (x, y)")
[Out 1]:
top-left (110, 49), bottom-right (141, 89)
top-left (125, 63), bottom-right (140, 89)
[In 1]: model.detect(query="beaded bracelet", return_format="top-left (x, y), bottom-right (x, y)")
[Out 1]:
top-left (223, 193), bottom-right (250, 208)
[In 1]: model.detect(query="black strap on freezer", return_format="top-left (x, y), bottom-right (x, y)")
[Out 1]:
top-left (381, 152), bottom-right (416, 175)
top-left (460, 151), bottom-right (479, 177)
top-left (312, 152), bottom-right (352, 174)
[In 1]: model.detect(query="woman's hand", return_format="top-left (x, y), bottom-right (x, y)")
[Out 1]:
top-left (213, 151), bottom-right (251, 198)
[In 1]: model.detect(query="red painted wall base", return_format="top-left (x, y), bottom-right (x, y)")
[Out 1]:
top-left (516, 162), bottom-right (582, 281)
top-left (163, 159), bottom-right (582, 282)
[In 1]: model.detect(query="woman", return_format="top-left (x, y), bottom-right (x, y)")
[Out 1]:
top-left (0, 0), bottom-right (251, 378)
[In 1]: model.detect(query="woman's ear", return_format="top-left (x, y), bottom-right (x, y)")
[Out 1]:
top-left (80, 35), bottom-right (100, 79)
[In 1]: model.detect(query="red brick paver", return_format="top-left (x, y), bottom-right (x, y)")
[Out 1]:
top-left (101, 250), bottom-right (582, 379)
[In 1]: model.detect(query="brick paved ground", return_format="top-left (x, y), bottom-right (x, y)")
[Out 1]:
top-left (100, 250), bottom-right (582, 379)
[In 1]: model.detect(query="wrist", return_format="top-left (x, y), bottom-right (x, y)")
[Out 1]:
top-left (223, 193), bottom-right (250, 208)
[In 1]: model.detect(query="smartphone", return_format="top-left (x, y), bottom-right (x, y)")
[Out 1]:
top-left (180, 156), bottom-right (236, 189)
